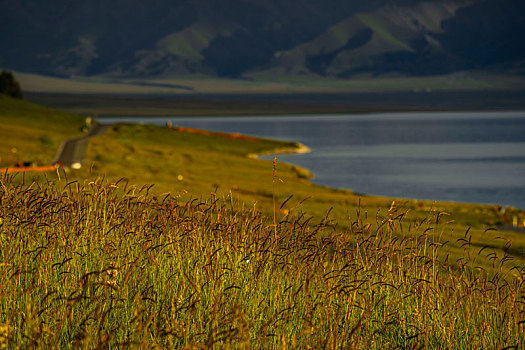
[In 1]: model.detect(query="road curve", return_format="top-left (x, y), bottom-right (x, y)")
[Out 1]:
top-left (54, 124), bottom-right (109, 168)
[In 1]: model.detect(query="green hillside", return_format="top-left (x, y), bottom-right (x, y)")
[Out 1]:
top-left (1, 0), bottom-right (524, 79)
top-left (0, 99), bottom-right (524, 348)
top-left (1, 95), bottom-right (523, 268)
top-left (0, 95), bottom-right (85, 166)
top-left (275, 2), bottom-right (463, 77)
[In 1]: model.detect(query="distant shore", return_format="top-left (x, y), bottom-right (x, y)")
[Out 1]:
top-left (24, 90), bottom-right (525, 117)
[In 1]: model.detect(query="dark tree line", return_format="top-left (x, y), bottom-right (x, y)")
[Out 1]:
top-left (0, 70), bottom-right (23, 99)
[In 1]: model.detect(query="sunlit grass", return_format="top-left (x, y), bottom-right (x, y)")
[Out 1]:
top-left (0, 95), bottom-right (85, 166)
top-left (0, 175), bottom-right (523, 348)
top-left (2, 95), bottom-right (524, 348)
top-left (70, 122), bottom-right (525, 268)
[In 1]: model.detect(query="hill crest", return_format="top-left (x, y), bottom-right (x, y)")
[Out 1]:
top-left (1, 0), bottom-right (524, 79)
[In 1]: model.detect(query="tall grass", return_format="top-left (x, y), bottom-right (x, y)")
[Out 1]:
top-left (0, 174), bottom-right (523, 348)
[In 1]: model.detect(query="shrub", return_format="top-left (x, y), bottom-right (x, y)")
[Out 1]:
top-left (0, 70), bottom-right (23, 99)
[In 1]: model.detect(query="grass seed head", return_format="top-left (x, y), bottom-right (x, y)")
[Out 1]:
top-left (106, 269), bottom-right (118, 278)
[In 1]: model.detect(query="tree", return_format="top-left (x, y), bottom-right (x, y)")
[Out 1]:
top-left (0, 70), bottom-right (23, 99)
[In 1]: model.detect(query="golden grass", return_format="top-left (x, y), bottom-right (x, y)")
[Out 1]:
top-left (0, 175), bottom-right (523, 348)
top-left (2, 95), bottom-right (524, 347)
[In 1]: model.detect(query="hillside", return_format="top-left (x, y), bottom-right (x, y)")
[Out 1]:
top-left (0, 97), bottom-right (524, 348)
top-left (1, 95), bottom-right (523, 257)
top-left (0, 95), bottom-right (85, 166)
top-left (1, 0), bottom-right (524, 79)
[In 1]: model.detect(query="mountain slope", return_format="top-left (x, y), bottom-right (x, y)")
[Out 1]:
top-left (267, 1), bottom-right (468, 77)
top-left (1, 0), bottom-right (523, 79)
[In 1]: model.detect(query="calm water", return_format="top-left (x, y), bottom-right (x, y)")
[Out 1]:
top-left (101, 111), bottom-right (525, 209)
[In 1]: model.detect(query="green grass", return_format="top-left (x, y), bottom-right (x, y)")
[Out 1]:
top-left (357, 14), bottom-right (410, 50)
top-left (163, 33), bottom-right (200, 57)
top-left (1, 96), bottom-right (524, 347)
top-left (329, 22), bottom-right (351, 45)
top-left (0, 95), bottom-right (85, 166)
top-left (3, 94), bottom-right (523, 269)
top-left (0, 175), bottom-right (523, 348)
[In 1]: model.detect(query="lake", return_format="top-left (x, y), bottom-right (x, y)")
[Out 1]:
top-left (101, 111), bottom-right (525, 209)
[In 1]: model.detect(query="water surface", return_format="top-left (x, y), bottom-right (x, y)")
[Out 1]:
top-left (101, 111), bottom-right (525, 209)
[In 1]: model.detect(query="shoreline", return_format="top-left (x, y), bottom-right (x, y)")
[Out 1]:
top-left (5, 93), bottom-right (524, 242)
top-left (24, 90), bottom-right (525, 117)
top-left (97, 114), bottom-right (525, 211)
top-left (247, 142), bottom-right (311, 159)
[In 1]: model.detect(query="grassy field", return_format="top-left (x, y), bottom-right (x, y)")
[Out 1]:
top-left (0, 95), bottom-right (86, 167)
top-left (0, 95), bottom-right (524, 348)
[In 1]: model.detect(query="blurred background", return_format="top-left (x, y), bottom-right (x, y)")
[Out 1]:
top-left (1, 0), bottom-right (524, 103)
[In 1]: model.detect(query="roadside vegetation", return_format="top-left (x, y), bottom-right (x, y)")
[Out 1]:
top-left (0, 95), bottom-right (524, 348)
top-left (0, 95), bottom-right (85, 167)
top-left (0, 70), bottom-right (23, 99)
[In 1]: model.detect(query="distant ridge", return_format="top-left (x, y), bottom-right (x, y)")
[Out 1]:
top-left (1, 0), bottom-right (524, 80)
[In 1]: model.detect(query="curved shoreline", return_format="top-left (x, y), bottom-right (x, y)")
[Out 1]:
top-left (247, 142), bottom-right (311, 159)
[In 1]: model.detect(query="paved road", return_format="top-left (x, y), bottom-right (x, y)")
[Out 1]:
top-left (54, 124), bottom-right (109, 168)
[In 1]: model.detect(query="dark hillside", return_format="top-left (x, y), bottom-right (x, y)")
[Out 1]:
top-left (438, 0), bottom-right (525, 71)
top-left (1, 0), bottom-right (523, 79)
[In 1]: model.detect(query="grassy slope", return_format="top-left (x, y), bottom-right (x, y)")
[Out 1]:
top-left (72, 121), bottom-right (525, 276)
top-left (0, 95), bottom-right (85, 166)
top-left (2, 94), bottom-right (524, 270)
top-left (1, 96), bottom-right (524, 347)
top-left (0, 177), bottom-right (522, 348)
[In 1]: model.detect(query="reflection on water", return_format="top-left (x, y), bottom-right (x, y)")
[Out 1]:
top-left (101, 111), bottom-right (525, 209)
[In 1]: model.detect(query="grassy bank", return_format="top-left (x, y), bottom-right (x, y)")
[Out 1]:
top-left (2, 94), bottom-right (524, 271)
top-left (0, 176), bottom-right (523, 348)
top-left (0, 95), bottom-right (85, 166)
top-left (1, 95), bottom-right (524, 347)
top-left (78, 121), bottom-right (525, 277)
